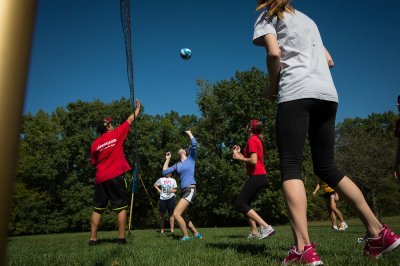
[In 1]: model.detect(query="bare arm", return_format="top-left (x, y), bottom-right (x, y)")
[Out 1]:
top-left (312, 184), bottom-right (321, 196)
top-left (153, 183), bottom-right (161, 194)
top-left (334, 192), bottom-right (339, 201)
top-left (324, 47), bottom-right (334, 68)
top-left (185, 130), bottom-right (194, 139)
top-left (263, 34), bottom-right (281, 99)
top-left (127, 99), bottom-right (141, 125)
top-left (232, 146), bottom-right (258, 165)
top-left (162, 152), bottom-right (171, 171)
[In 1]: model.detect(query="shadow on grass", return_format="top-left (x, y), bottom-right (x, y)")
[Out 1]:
top-left (225, 235), bottom-right (246, 239)
top-left (207, 242), bottom-right (282, 260)
top-left (92, 238), bottom-right (128, 244)
top-left (165, 233), bottom-right (182, 240)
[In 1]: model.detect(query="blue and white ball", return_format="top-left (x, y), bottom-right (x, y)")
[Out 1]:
top-left (180, 48), bottom-right (192, 60)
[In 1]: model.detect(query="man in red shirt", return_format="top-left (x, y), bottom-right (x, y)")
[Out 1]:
top-left (89, 99), bottom-right (140, 245)
top-left (395, 95), bottom-right (400, 180)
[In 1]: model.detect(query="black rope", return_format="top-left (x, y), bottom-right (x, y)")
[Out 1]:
top-left (120, 0), bottom-right (159, 228)
top-left (120, 0), bottom-right (139, 192)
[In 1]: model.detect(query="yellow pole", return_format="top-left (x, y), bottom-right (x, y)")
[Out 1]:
top-left (0, 0), bottom-right (37, 263)
top-left (128, 193), bottom-right (134, 233)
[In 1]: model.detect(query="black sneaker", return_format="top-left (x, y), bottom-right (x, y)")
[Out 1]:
top-left (117, 238), bottom-right (127, 245)
top-left (88, 240), bottom-right (98, 246)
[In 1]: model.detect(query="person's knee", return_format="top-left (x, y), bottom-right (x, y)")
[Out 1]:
top-left (117, 210), bottom-right (127, 217)
top-left (235, 199), bottom-right (250, 214)
top-left (279, 153), bottom-right (304, 180)
top-left (173, 211), bottom-right (180, 220)
top-left (314, 165), bottom-right (343, 188)
top-left (235, 199), bottom-right (245, 212)
top-left (113, 207), bottom-right (127, 215)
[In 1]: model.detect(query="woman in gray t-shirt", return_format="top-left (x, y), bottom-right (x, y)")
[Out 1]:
top-left (253, 0), bottom-right (400, 265)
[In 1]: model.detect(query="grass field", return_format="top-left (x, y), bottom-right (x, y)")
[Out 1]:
top-left (6, 217), bottom-right (400, 265)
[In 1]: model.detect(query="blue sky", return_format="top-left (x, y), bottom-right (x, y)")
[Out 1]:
top-left (26, 0), bottom-right (400, 123)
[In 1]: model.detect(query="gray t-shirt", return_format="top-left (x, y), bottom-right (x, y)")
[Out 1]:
top-left (253, 9), bottom-right (338, 103)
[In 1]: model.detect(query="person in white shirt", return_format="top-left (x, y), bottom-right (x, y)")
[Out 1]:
top-left (153, 173), bottom-right (177, 233)
top-left (253, 0), bottom-right (400, 264)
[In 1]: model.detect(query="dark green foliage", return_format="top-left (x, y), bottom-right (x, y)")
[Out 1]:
top-left (335, 112), bottom-right (400, 218)
top-left (10, 69), bottom-right (400, 235)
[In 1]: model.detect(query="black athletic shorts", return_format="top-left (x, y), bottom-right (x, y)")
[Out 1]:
top-left (323, 191), bottom-right (336, 199)
top-left (159, 197), bottom-right (176, 215)
top-left (93, 174), bottom-right (129, 213)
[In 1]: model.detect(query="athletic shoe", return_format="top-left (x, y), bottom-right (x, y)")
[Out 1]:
top-left (259, 225), bottom-right (275, 240)
top-left (282, 242), bottom-right (323, 266)
top-left (181, 236), bottom-right (191, 241)
top-left (338, 222), bottom-right (348, 231)
top-left (332, 225), bottom-right (338, 230)
top-left (117, 238), bottom-right (127, 245)
top-left (361, 224), bottom-right (400, 258)
top-left (247, 232), bottom-right (260, 239)
top-left (88, 240), bottom-right (98, 246)
top-left (194, 232), bottom-right (203, 239)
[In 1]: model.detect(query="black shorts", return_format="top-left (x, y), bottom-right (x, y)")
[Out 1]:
top-left (323, 191), bottom-right (336, 199)
top-left (159, 197), bottom-right (176, 215)
top-left (93, 175), bottom-right (129, 213)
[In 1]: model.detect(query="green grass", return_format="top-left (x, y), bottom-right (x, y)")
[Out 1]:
top-left (7, 217), bottom-right (400, 265)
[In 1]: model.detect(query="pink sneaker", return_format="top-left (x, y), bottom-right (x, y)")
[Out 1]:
top-left (363, 224), bottom-right (400, 258)
top-left (282, 242), bottom-right (323, 265)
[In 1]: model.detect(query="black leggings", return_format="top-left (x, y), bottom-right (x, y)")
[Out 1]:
top-left (276, 99), bottom-right (344, 187)
top-left (235, 174), bottom-right (268, 214)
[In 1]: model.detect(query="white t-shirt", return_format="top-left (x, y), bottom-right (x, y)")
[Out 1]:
top-left (253, 9), bottom-right (338, 104)
top-left (155, 177), bottom-right (177, 200)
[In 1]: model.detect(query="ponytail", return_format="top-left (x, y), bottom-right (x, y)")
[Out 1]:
top-left (256, 0), bottom-right (295, 20)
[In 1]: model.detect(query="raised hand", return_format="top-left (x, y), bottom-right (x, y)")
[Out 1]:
top-left (232, 145), bottom-right (241, 153)
top-left (135, 99), bottom-right (141, 111)
top-left (185, 130), bottom-right (194, 139)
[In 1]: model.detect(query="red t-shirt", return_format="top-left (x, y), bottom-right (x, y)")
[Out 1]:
top-left (243, 134), bottom-right (267, 176)
top-left (90, 121), bottom-right (131, 184)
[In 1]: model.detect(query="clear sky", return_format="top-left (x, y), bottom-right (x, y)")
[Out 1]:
top-left (25, 0), bottom-right (400, 123)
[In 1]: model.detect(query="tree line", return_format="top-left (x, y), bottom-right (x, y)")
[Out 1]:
top-left (9, 68), bottom-right (400, 235)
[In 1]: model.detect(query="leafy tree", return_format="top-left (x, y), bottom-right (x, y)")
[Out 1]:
top-left (194, 68), bottom-right (289, 225)
top-left (335, 112), bottom-right (400, 218)
top-left (10, 69), bottom-right (400, 235)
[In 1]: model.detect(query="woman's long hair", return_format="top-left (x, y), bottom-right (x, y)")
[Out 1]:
top-left (256, 0), bottom-right (295, 19)
top-left (249, 119), bottom-right (265, 143)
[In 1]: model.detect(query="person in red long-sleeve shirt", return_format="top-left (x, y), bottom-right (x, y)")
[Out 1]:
top-left (88, 99), bottom-right (140, 245)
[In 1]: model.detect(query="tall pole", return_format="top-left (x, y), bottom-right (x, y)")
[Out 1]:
top-left (0, 0), bottom-right (37, 263)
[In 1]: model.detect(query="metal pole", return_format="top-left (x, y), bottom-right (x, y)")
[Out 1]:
top-left (0, 0), bottom-right (37, 263)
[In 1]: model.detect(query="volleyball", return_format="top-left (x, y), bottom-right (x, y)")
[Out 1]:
top-left (180, 48), bottom-right (192, 60)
